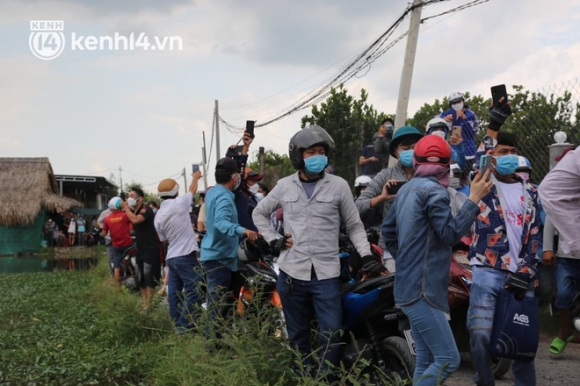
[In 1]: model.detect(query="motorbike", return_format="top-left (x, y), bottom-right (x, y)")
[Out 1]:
top-left (234, 235), bottom-right (415, 383)
top-left (120, 244), bottom-right (139, 291)
top-left (335, 234), bottom-right (417, 383)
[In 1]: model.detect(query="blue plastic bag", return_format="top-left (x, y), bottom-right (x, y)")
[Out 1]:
top-left (489, 289), bottom-right (539, 362)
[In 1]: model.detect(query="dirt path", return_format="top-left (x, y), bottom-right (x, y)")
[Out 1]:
top-left (445, 331), bottom-right (580, 385)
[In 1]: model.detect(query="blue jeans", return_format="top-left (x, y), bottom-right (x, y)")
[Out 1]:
top-left (166, 253), bottom-right (203, 331)
top-left (202, 260), bottom-right (233, 338)
top-left (277, 269), bottom-right (342, 377)
top-left (554, 257), bottom-right (580, 309)
top-left (401, 298), bottom-right (459, 386)
top-left (468, 266), bottom-right (536, 386)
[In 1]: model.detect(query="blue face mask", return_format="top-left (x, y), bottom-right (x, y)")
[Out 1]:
top-left (304, 155), bottom-right (328, 174)
top-left (399, 149), bottom-right (414, 168)
top-left (494, 155), bottom-right (519, 176)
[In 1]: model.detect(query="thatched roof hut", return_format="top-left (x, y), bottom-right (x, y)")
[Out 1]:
top-left (0, 158), bottom-right (82, 227)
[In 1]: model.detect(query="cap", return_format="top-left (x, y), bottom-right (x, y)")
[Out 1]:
top-left (413, 135), bottom-right (452, 166)
top-left (158, 179), bottom-right (180, 198)
top-left (555, 146), bottom-right (576, 162)
top-left (244, 167), bottom-right (264, 181)
top-left (216, 157), bottom-right (238, 174)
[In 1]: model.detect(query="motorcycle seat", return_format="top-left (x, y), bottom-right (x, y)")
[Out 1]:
top-left (340, 273), bottom-right (395, 296)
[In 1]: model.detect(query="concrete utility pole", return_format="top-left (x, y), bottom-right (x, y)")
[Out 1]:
top-left (202, 131), bottom-right (208, 189)
top-left (394, 0), bottom-right (423, 130)
top-left (215, 100), bottom-right (221, 163)
top-left (182, 167), bottom-right (187, 194)
top-left (259, 146), bottom-right (265, 175)
top-left (118, 166), bottom-right (123, 195)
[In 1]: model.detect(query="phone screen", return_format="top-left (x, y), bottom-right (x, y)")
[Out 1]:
top-left (387, 181), bottom-right (407, 195)
top-left (491, 84), bottom-right (507, 106)
top-left (479, 155), bottom-right (492, 180)
top-left (246, 120), bottom-right (255, 138)
top-left (192, 164), bottom-right (200, 174)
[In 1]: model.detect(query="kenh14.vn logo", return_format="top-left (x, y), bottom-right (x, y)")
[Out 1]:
top-left (29, 20), bottom-right (183, 61)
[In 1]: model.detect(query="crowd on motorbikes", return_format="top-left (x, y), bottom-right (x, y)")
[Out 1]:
top-left (96, 91), bottom-right (580, 386)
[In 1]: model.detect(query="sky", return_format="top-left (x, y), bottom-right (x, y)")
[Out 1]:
top-left (1, 0), bottom-right (580, 193)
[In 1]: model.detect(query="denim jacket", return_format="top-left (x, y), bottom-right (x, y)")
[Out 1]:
top-left (382, 176), bottom-right (480, 312)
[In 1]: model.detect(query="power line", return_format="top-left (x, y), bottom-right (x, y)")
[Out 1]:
top-left (218, 0), bottom-right (491, 131)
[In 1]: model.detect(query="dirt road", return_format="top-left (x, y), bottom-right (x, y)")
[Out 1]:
top-left (445, 332), bottom-right (580, 385)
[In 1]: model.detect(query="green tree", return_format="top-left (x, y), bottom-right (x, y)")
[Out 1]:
top-left (247, 149), bottom-right (294, 190)
top-left (300, 85), bottom-right (387, 188)
top-left (125, 181), bottom-right (161, 206)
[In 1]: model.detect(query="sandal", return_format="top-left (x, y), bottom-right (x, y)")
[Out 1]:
top-left (549, 335), bottom-right (574, 355)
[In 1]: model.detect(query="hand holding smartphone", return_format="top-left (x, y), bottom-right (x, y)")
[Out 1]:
top-left (386, 181), bottom-right (407, 195)
top-left (192, 164), bottom-right (200, 174)
top-left (491, 84), bottom-right (507, 106)
top-left (479, 154), bottom-right (493, 180)
top-left (245, 120), bottom-right (255, 138)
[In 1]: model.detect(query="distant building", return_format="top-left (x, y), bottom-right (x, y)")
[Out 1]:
top-left (0, 158), bottom-right (82, 255)
top-left (55, 175), bottom-right (118, 215)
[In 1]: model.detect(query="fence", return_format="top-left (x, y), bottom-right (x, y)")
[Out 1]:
top-left (331, 79), bottom-right (580, 189)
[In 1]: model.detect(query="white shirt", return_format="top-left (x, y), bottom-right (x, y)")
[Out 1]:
top-left (496, 180), bottom-right (525, 273)
top-left (154, 192), bottom-right (199, 260)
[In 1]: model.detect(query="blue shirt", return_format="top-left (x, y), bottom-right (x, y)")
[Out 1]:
top-left (382, 176), bottom-right (480, 312)
top-left (201, 184), bottom-right (245, 271)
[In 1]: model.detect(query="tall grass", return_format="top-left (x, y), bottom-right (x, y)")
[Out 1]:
top-left (0, 256), bottom-right (406, 385)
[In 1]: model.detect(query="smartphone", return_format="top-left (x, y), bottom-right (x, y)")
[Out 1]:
top-left (386, 181), bottom-right (407, 195)
top-left (192, 164), bottom-right (200, 174)
top-left (479, 154), bottom-right (493, 180)
top-left (246, 120), bottom-right (255, 138)
top-left (119, 192), bottom-right (126, 201)
top-left (452, 126), bottom-right (462, 136)
top-left (491, 84), bottom-right (508, 106)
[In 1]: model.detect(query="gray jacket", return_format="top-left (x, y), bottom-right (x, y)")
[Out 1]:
top-left (252, 172), bottom-right (371, 281)
top-left (355, 163), bottom-right (409, 248)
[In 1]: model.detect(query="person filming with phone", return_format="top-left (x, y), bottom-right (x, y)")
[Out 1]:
top-left (355, 126), bottom-right (424, 272)
top-left (440, 92), bottom-right (479, 171)
top-left (467, 95), bottom-right (542, 386)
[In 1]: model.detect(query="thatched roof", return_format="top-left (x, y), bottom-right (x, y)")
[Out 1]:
top-left (0, 158), bottom-right (83, 226)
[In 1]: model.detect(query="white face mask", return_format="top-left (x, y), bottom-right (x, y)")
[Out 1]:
top-left (248, 183), bottom-right (259, 194)
top-left (127, 197), bottom-right (137, 208)
top-left (253, 192), bottom-right (264, 202)
top-left (451, 102), bottom-right (464, 112)
top-left (449, 177), bottom-right (460, 189)
top-left (432, 130), bottom-right (446, 140)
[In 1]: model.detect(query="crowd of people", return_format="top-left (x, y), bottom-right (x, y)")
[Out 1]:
top-left (88, 90), bottom-right (580, 386)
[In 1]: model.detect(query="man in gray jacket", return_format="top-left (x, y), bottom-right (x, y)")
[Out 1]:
top-left (355, 126), bottom-right (424, 271)
top-left (252, 125), bottom-right (372, 379)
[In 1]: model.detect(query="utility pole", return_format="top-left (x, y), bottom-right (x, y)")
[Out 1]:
top-left (394, 0), bottom-right (423, 130)
top-left (202, 131), bottom-right (208, 189)
top-left (215, 100), bottom-right (221, 163)
top-left (118, 166), bottom-right (123, 195)
top-left (182, 167), bottom-right (187, 194)
top-left (258, 146), bottom-right (265, 175)
top-left (389, 0), bottom-right (423, 167)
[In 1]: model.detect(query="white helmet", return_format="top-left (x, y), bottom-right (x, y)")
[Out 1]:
top-left (448, 92), bottom-right (464, 104)
top-left (355, 175), bottom-right (373, 188)
top-left (108, 197), bottom-right (122, 210)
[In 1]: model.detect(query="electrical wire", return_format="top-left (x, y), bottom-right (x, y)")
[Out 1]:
top-left (218, 0), bottom-right (492, 131)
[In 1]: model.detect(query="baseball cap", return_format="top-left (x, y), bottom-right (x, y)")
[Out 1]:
top-left (216, 157), bottom-right (238, 174)
top-left (244, 167), bottom-right (264, 181)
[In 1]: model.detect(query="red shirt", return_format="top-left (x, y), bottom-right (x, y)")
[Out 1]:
top-left (103, 211), bottom-right (133, 247)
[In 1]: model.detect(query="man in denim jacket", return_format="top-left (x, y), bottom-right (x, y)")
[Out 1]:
top-left (467, 99), bottom-right (541, 386)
